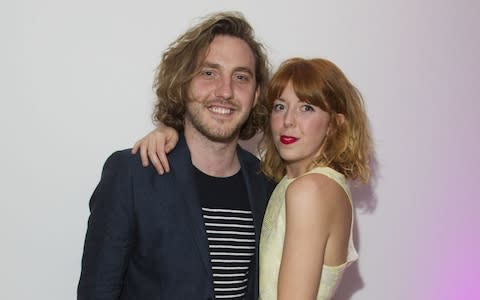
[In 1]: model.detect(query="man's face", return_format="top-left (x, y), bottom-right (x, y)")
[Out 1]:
top-left (185, 35), bottom-right (259, 142)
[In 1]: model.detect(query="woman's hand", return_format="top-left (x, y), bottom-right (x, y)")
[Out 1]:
top-left (131, 125), bottom-right (179, 174)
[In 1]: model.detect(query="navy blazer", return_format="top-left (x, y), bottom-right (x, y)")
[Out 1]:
top-left (78, 136), bottom-right (274, 300)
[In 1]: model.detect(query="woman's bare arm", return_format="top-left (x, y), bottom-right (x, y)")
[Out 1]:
top-left (277, 173), bottom-right (349, 299)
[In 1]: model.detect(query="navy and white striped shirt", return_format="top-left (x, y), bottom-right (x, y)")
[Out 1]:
top-left (195, 168), bottom-right (254, 300)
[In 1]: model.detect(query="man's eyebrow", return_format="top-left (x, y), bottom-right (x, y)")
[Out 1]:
top-left (234, 67), bottom-right (254, 77)
top-left (201, 61), bottom-right (254, 76)
top-left (202, 62), bottom-right (221, 69)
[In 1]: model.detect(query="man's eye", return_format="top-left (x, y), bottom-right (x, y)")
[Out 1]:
top-left (201, 70), bottom-right (215, 77)
top-left (234, 74), bottom-right (250, 81)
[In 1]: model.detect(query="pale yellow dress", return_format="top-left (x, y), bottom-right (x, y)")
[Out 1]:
top-left (259, 167), bottom-right (358, 300)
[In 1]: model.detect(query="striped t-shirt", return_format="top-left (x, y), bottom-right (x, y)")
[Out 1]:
top-left (194, 167), bottom-right (255, 300)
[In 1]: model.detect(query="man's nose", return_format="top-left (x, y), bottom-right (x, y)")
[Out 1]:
top-left (214, 76), bottom-right (233, 99)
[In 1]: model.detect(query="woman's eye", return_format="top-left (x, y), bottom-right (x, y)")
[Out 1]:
top-left (273, 103), bottom-right (285, 111)
top-left (301, 104), bottom-right (315, 112)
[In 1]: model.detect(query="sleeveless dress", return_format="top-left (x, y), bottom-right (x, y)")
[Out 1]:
top-left (259, 167), bottom-right (358, 300)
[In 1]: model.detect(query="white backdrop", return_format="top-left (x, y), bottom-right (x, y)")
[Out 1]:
top-left (2, 0), bottom-right (479, 299)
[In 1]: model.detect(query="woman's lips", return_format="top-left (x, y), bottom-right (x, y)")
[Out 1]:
top-left (280, 136), bottom-right (299, 145)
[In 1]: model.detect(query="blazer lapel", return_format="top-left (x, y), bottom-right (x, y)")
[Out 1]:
top-left (168, 136), bottom-right (213, 282)
top-left (237, 147), bottom-right (270, 300)
top-left (237, 148), bottom-right (266, 241)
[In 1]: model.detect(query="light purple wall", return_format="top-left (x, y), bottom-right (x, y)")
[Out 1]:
top-left (2, 0), bottom-right (479, 299)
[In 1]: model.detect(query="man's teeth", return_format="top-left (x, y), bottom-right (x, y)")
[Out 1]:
top-left (210, 107), bottom-right (232, 114)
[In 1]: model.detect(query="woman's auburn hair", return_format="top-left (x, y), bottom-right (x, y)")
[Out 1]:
top-left (260, 57), bottom-right (373, 183)
top-left (152, 11), bottom-right (271, 140)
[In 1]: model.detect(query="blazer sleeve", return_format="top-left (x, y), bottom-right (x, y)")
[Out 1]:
top-left (78, 151), bottom-right (136, 300)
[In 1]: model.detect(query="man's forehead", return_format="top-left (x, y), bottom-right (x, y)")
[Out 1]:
top-left (200, 35), bottom-right (256, 71)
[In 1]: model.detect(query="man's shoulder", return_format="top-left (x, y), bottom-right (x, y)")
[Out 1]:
top-left (105, 148), bottom-right (140, 164)
top-left (102, 148), bottom-right (153, 174)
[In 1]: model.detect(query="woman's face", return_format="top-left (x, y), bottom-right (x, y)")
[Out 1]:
top-left (270, 80), bottom-right (331, 176)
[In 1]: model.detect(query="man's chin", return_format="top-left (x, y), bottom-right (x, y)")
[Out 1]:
top-left (186, 114), bottom-right (242, 144)
top-left (205, 132), bottom-right (239, 143)
top-left (198, 127), bottom-right (240, 144)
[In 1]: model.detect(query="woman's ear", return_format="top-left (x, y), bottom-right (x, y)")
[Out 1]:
top-left (335, 113), bottom-right (345, 125)
top-left (327, 113), bottom-right (345, 136)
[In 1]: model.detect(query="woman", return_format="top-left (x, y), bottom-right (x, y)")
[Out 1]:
top-left (133, 57), bottom-right (372, 299)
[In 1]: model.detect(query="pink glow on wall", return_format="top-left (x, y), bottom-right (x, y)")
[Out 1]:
top-left (418, 153), bottom-right (480, 300)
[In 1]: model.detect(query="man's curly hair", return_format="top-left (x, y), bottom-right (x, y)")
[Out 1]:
top-left (152, 11), bottom-right (271, 140)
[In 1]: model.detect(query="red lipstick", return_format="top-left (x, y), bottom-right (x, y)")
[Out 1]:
top-left (280, 135), bottom-right (298, 145)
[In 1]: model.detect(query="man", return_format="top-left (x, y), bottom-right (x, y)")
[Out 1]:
top-left (78, 12), bottom-right (274, 300)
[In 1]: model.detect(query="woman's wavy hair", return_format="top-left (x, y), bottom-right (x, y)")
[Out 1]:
top-left (152, 11), bottom-right (270, 140)
top-left (260, 58), bottom-right (373, 182)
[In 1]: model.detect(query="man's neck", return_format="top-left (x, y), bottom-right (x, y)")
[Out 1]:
top-left (184, 128), bottom-right (241, 178)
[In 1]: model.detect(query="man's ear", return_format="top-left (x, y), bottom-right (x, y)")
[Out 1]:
top-left (253, 87), bottom-right (260, 106)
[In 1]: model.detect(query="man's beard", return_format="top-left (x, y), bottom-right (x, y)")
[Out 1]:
top-left (185, 100), bottom-right (246, 143)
